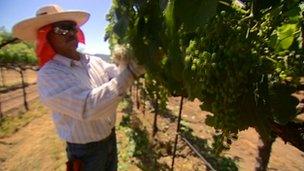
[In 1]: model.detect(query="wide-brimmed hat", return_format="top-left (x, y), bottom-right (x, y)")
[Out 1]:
top-left (12, 4), bottom-right (90, 42)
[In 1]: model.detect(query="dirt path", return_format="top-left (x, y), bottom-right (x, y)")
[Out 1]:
top-left (0, 113), bottom-right (66, 171)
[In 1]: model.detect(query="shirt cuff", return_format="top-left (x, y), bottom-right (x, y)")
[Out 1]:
top-left (114, 68), bottom-right (134, 95)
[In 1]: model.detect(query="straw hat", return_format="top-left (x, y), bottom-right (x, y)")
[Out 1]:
top-left (12, 4), bottom-right (90, 42)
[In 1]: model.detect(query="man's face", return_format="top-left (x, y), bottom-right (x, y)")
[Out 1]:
top-left (47, 20), bottom-right (78, 52)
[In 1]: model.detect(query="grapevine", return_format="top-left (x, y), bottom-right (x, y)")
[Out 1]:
top-left (105, 0), bottom-right (304, 165)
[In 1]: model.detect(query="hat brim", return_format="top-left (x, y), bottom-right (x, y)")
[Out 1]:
top-left (12, 11), bottom-right (90, 42)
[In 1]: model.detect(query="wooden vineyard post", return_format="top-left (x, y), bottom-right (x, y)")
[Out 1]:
top-left (0, 94), bottom-right (2, 120)
top-left (141, 81), bottom-right (146, 115)
top-left (142, 95), bottom-right (146, 115)
top-left (129, 85), bottom-right (132, 96)
top-left (171, 96), bottom-right (184, 170)
top-left (152, 95), bottom-right (159, 137)
top-left (136, 84), bottom-right (140, 109)
top-left (19, 68), bottom-right (29, 111)
top-left (302, 11), bottom-right (304, 49)
top-left (0, 67), bottom-right (5, 87)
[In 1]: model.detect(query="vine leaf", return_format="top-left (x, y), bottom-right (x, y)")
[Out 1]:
top-left (174, 0), bottom-right (218, 32)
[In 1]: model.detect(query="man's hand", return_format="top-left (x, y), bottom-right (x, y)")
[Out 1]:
top-left (111, 44), bottom-right (146, 77)
top-left (111, 44), bottom-right (131, 70)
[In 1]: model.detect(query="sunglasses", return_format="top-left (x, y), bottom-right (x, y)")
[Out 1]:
top-left (52, 23), bottom-right (78, 36)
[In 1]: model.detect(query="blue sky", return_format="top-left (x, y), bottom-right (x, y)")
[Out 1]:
top-left (0, 0), bottom-right (112, 55)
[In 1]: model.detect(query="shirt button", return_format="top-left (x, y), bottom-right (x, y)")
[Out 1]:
top-left (70, 61), bottom-right (75, 67)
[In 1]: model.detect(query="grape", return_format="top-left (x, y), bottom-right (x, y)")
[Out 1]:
top-left (184, 55), bottom-right (191, 63)
top-left (191, 64), bottom-right (197, 71)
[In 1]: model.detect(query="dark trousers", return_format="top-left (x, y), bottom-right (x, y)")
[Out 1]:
top-left (66, 129), bottom-right (118, 171)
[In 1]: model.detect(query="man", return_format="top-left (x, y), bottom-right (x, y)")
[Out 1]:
top-left (12, 4), bottom-right (144, 171)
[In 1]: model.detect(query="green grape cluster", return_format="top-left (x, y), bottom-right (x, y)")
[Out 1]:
top-left (182, 10), bottom-right (261, 133)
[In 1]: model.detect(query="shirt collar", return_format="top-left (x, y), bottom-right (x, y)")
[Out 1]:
top-left (81, 53), bottom-right (90, 64)
top-left (53, 54), bottom-right (83, 67)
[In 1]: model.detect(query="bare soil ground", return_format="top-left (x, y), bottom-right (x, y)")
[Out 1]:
top-left (126, 94), bottom-right (304, 171)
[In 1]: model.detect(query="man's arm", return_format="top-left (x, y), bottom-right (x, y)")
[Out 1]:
top-left (98, 59), bottom-right (120, 79)
top-left (38, 67), bottom-right (134, 121)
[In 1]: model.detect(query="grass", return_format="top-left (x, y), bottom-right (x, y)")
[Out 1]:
top-left (117, 120), bottom-right (138, 171)
top-left (0, 100), bottom-right (47, 138)
top-left (116, 96), bottom-right (170, 171)
top-left (116, 97), bottom-right (139, 170)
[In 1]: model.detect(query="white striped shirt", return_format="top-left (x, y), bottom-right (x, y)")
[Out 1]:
top-left (38, 53), bottom-right (134, 144)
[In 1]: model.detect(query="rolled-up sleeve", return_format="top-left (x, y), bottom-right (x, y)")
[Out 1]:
top-left (38, 67), bottom-right (134, 121)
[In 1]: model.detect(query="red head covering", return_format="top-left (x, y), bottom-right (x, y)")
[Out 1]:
top-left (35, 24), bottom-right (85, 68)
